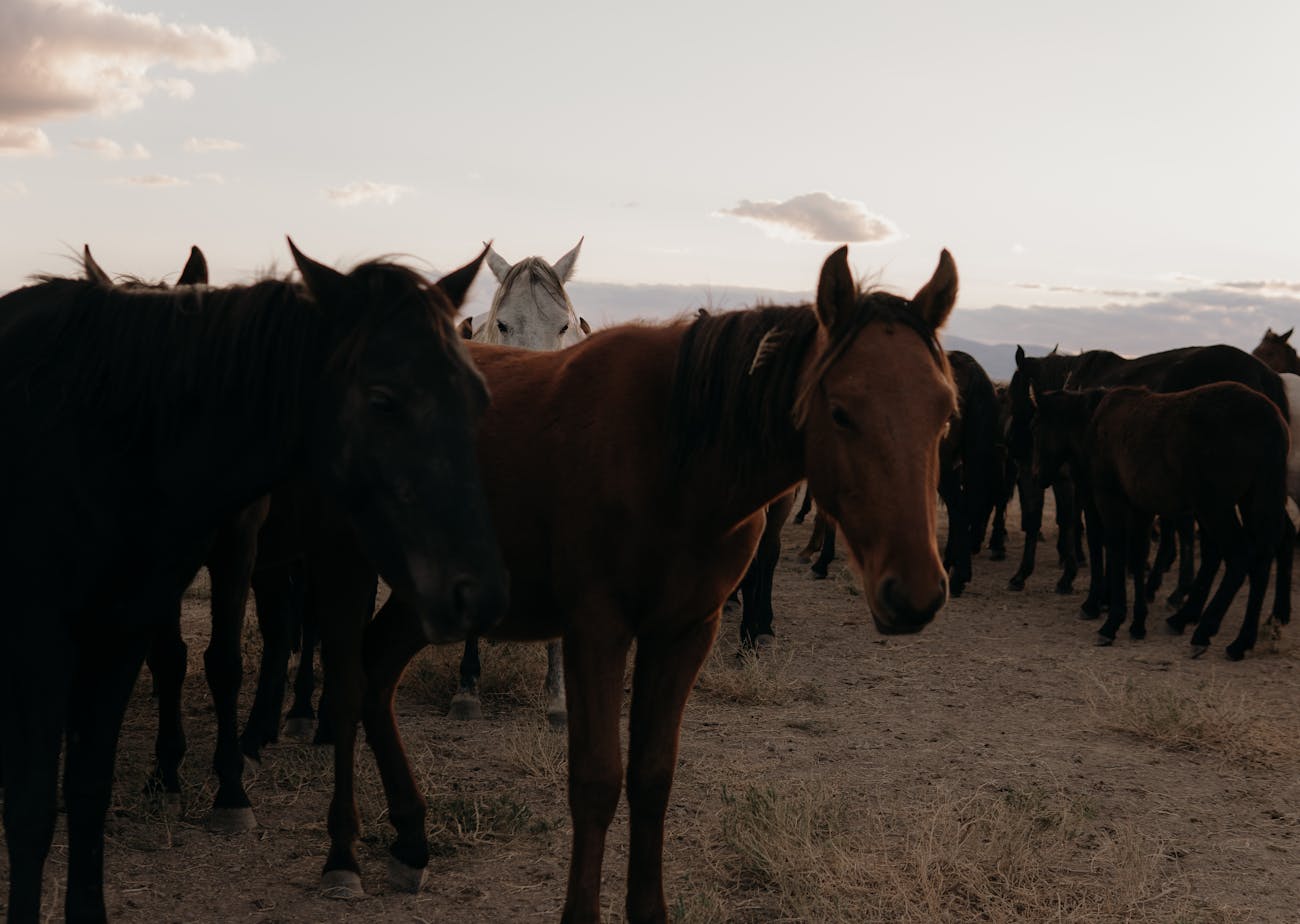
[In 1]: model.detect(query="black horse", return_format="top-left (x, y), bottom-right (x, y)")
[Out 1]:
top-left (0, 241), bottom-right (508, 923)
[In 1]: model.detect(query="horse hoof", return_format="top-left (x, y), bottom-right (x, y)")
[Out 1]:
top-left (1008, 577), bottom-right (1025, 592)
top-left (1079, 608), bottom-right (1100, 621)
top-left (284, 717), bottom-right (316, 741)
top-left (989, 548), bottom-right (1006, 562)
top-left (1225, 646), bottom-right (1246, 662)
top-left (1094, 634), bottom-right (1114, 647)
top-left (546, 706), bottom-right (568, 731)
top-left (796, 549), bottom-right (814, 562)
top-left (1165, 617), bottom-right (1185, 635)
top-left (207, 807), bottom-right (257, 834)
top-left (1129, 628), bottom-right (1146, 641)
top-left (810, 566), bottom-right (828, 580)
top-left (1190, 644), bottom-right (1209, 659)
top-left (447, 693), bottom-right (483, 721)
top-left (321, 869), bottom-right (365, 900)
top-left (387, 855), bottom-right (427, 893)
top-left (753, 634), bottom-right (777, 655)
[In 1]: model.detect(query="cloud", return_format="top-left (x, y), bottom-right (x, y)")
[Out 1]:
top-left (1217, 279), bottom-right (1300, 295)
top-left (0, 0), bottom-right (263, 156)
top-left (0, 123), bottom-right (50, 155)
top-left (1009, 281), bottom-right (1163, 299)
top-left (183, 136), bottom-right (244, 153)
top-left (110, 173), bottom-right (188, 187)
top-left (0, 180), bottom-right (29, 199)
top-left (324, 180), bottom-right (412, 207)
top-left (719, 191), bottom-right (901, 243)
top-left (71, 137), bottom-right (149, 159)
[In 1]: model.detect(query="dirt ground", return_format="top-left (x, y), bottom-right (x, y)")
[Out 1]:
top-left (4, 496), bottom-right (1300, 923)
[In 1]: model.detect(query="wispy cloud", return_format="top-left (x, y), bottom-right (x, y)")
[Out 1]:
top-left (72, 137), bottom-right (150, 159)
top-left (0, 0), bottom-right (265, 156)
top-left (1009, 281), bottom-right (1164, 299)
top-left (110, 174), bottom-right (189, 188)
top-left (183, 136), bottom-right (244, 153)
top-left (324, 180), bottom-right (412, 207)
top-left (718, 191), bottom-right (901, 244)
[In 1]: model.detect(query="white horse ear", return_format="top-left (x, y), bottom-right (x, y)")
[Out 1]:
top-left (485, 243), bottom-right (512, 283)
top-left (553, 236), bottom-right (583, 283)
top-left (579, 317), bottom-right (591, 335)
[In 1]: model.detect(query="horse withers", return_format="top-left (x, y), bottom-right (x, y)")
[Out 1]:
top-left (0, 241), bottom-right (507, 924)
top-left (325, 246), bottom-right (958, 922)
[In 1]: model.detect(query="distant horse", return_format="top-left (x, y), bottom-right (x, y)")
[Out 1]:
top-left (452, 240), bottom-right (588, 728)
top-left (309, 247), bottom-right (960, 923)
top-left (734, 491), bottom-right (797, 649)
top-left (1252, 327), bottom-right (1299, 375)
top-left (938, 350), bottom-right (1001, 596)
top-left (0, 241), bottom-right (508, 923)
top-left (1007, 346), bottom-right (1088, 593)
top-left (1033, 383), bottom-right (1288, 658)
top-left (987, 382), bottom-right (1017, 561)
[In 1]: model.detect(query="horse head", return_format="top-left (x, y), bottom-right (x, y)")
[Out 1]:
top-left (798, 248), bottom-right (957, 635)
top-left (476, 238), bottom-right (588, 349)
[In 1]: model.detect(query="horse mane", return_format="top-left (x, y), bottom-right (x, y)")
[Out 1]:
top-left (668, 290), bottom-right (942, 474)
top-left (475, 256), bottom-right (574, 343)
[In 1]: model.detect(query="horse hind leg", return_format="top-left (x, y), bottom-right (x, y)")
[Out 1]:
top-left (1144, 516), bottom-right (1177, 603)
top-left (544, 640), bottom-right (567, 729)
top-left (811, 521), bottom-right (837, 579)
top-left (448, 636), bottom-right (484, 720)
top-left (240, 564), bottom-right (297, 762)
top-left (1271, 515), bottom-right (1294, 626)
top-left (1225, 551), bottom-right (1273, 661)
top-left (146, 608), bottom-right (188, 807)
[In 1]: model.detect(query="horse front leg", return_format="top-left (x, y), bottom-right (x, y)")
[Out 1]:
top-left (359, 596), bottom-right (432, 891)
top-left (1009, 468), bottom-right (1043, 591)
top-left (448, 636), bottom-right (484, 719)
top-left (544, 640), bottom-right (567, 729)
top-left (625, 615), bottom-right (721, 924)
top-left (561, 619), bottom-right (634, 924)
top-left (1053, 477), bottom-right (1079, 594)
top-left (63, 627), bottom-right (150, 923)
top-left (1128, 512), bottom-right (1153, 639)
top-left (241, 563), bottom-right (296, 761)
top-left (811, 520), bottom-right (837, 579)
top-left (1080, 500), bottom-right (1107, 620)
top-left (1225, 550), bottom-right (1273, 661)
top-left (145, 605), bottom-right (187, 802)
top-left (1271, 516), bottom-right (1294, 626)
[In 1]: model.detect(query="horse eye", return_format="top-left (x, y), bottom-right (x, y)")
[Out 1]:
top-left (830, 406), bottom-right (853, 430)
top-left (559, 323), bottom-right (569, 335)
top-left (368, 388), bottom-right (398, 414)
top-left (496, 320), bottom-right (509, 334)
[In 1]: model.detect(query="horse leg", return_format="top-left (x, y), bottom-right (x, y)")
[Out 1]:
top-left (625, 616), bottom-right (721, 924)
top-left (1169, 515), bottom-right (1196, 608)
top-left (989, 496), bottom-right (1008, 561)
top-left (939, 465), bottom-right (971, 598)
top-left (2, 620), bottom-right (69, 924)
top-left (811, 522), bottom-right (836, 579)
top-left (145, 604), bottom-right (188, 803)
top-left (561, 622), bottom-right (635, 923)
top-left (63, 627), bottom-right (150, 923)
top-left (358, 596), bottom-right (432, 891)
top-left (448, 636), bottom-right (484, 720)
top-left (1009, 469), bottom-right (1043, 591)
top-left (1225, 551), bottom-right (1273, 661)
top-left (241, 563), bottom-right (296, 761)
top-left (315, 540), bottom-right (379, 896)
top-left (798, 512), bottom-right (824, 562)
top-left (1144, 516), bottom-right (1176, 602)
top-left (1053, 478), bottom-right (1079, 594)
top-left (1271, 516), bottom-right (1294, 626)
top-left (1190, 516), bottom-right (1249, 657)
top-left (1128, 513), bottom-right (1153, 639)
top-left (1167, 530), bottom-right (1221, 633)
top-left (543, 640), bottom-right (568, 729)
top-left (793, 483), bottom-right (813, 525)
top-left (1096, 496), bottom-right (1130, 644)
top-left (1079, 500), bottom-right (1107, 620)
top-left (203, 522), bottom-right (260, 833)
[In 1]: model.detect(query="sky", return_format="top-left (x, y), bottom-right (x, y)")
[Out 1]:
top-left (2, 0), bottom-right (1299, 356)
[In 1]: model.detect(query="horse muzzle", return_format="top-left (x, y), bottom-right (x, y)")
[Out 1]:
top-left (870, 575), bottom-right (947, 635)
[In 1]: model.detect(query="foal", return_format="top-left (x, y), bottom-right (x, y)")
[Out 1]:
top-left (319, 246), bottom-right (959, 923)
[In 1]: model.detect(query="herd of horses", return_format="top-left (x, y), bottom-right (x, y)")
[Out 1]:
top-left (0, 236), bottom-right (1293, 924)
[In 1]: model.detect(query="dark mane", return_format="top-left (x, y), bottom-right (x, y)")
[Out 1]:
top-left (668, 291), bottom-right (942, 474)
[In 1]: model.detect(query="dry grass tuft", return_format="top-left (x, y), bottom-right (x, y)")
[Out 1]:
top-left (1088, 674), bottom-right (1300, 767)
top-left (404, 642), bottom-right (549, 711)
top-left (697, 779), bottom-right (1233, 924)
top-left (695, 641), bottom-right (825, 708)
top-left (498, 722), bottom-right (568, 788)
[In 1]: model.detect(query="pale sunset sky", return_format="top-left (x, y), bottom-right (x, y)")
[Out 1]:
top-left (2, 0), bottom-right (1298, 355)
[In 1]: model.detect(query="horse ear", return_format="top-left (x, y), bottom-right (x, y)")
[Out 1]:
top-left (83, 245), bottom-right (111, 286)
top-left (911, 249), bottom-right (957, 331)
top-left (1050, 343), bottom-right (1060, 355)
top-left (435, 243), bottom-right (489, 312)
top-left (485, 242), bottom-right (511, 283)
top-left (579, 316), bottom-right (591, 335)
top-left (553, 236), bottom-right (583, 283)
top-left (1283, 328), bottom-right (1294, 343)
top-left (288, 238), bottom-right (350, 305)
top-left (1015, 345), bottom-right (1026, 369)
top-left (178, 245), bottom-right (208, 285)
top-left (458, 317), bottom-right (474, 340)
top-left (814, 245), bottom-right (854, 330)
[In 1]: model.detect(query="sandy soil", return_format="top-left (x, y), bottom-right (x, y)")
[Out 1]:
top-left (4, 496), bottom-right (1299, 923)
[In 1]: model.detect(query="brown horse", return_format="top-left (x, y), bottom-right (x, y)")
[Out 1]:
top-left (1253, 327), bottom-right (1299, 374)
top-left (1033, 383), bottom-right (1288, 658)
top-left (310, 247), bottom-right (959, 922)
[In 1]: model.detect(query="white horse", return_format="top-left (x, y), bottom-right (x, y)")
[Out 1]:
top-left (458, 238), bottom-right (589, 350)
top-left (451, 238), bottom-right (587, 728)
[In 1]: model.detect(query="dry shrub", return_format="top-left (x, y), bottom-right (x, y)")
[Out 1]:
top-left (1088, 675), bottom-right (1299, 767)
top-left (706, 779), bottom-right (1232, 924)
top-left (696, 642), bottom-right (824, 708)
top-left (498, 721), bottom-right (568, 787)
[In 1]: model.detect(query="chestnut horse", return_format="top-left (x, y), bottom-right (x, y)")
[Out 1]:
top-left (0, 242), bottom-right (508, 923)
top-left (312, 246), bottom-right (958, 923)
top-left (1033, 383), bottom-right (1288, 658)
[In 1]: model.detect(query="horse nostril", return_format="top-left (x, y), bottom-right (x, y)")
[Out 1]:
top-left (881, 576), bottom-right (905, 614)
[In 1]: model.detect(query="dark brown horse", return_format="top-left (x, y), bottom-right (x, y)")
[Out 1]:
top-left (734, 491), bottom-right (798, 649)
top-left (0, 242), bottom-right (508, 923)
top-left (309, 247), bottom-right (959, 923)
top-left (1033, 383), bottom-right (1288, 658)
top-left (1252, 327), bottom-right (1299, 374)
